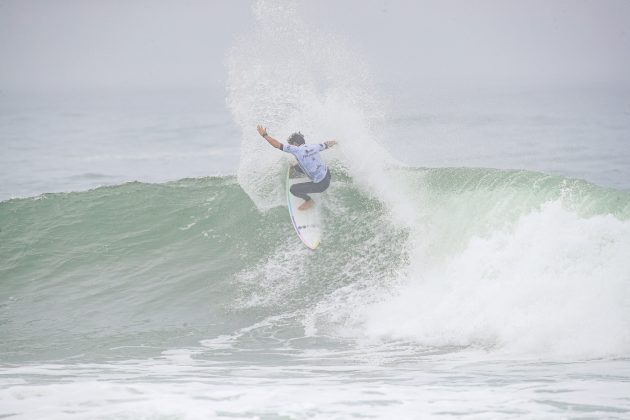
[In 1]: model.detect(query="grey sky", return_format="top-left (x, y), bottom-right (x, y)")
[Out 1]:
top-left (1, 0), bottom-right (629, 90)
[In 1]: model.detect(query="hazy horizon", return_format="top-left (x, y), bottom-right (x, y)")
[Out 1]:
top-left (1, 0), bottom-right (629, 92)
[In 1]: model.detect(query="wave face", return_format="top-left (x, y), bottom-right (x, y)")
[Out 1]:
top-left (2, 168), bottom-right (629, 362)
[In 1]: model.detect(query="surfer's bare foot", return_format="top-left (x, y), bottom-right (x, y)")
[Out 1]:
top-left (298, 199), bottom-right (314, 211)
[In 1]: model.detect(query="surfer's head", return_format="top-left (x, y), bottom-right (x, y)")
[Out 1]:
top-left (287, 132), bottom-right (305, 146)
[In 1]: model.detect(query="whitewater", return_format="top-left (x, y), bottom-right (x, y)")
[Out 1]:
top-left (2, 1), bottom-right (630, 419)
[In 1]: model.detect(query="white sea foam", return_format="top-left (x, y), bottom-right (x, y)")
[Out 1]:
top-left (2, 356), bottom-right (630, 419)
top-left (357, 201), bottom-right (630, 358)
top-left (234, 237), bottom-right (311, 308)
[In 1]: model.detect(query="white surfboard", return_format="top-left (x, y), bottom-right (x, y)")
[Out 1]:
top-left (286, 165), bottom-right (321, 250)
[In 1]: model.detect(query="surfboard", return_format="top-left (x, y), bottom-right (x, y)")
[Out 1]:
top-left (286, 165), bottom-right (321, 250)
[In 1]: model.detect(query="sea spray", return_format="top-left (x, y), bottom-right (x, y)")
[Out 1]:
top-left (226, 0), bottom-right (416, 228)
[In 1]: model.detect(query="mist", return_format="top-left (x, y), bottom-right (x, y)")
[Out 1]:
top-left (1, 0), bottom-right (629, 91)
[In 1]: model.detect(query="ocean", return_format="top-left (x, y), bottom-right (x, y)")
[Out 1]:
top-left (2, 2), bottom-right (630, 419)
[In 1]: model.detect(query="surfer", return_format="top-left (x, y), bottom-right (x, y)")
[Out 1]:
top-left (257, 125), bottom-right (337, 210)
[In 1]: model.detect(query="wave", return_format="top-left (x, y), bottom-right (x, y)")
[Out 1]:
top-left (2, 167), bottom-right (629, 360)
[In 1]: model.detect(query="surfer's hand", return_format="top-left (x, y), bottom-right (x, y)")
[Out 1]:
top-left (257, 125), bottom-right (268, 137)
top-left (325, 140), bottom-right (337, 149)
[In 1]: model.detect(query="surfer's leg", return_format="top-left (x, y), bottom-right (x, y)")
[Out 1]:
top-left (290, 182), bottom-right (314, 201)
top-left (290, 182), bottom-right (317, 210)
top-left (291, 171), bottom-right (331, 210)
top-left (311, 170), bottom-right (331, 193)
top-left (298, 199), bottom-right (315, 210)
top-left (290, 170), bottom-right (331, 199)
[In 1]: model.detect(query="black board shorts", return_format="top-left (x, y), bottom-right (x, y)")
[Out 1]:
top-left (289, 168), bottom-right (331, 201)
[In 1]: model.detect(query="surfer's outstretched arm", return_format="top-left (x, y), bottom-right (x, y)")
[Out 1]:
top-left (257, 125), bottom-right (282, 149)
top-left (324, 140), bottom-right (337, 149)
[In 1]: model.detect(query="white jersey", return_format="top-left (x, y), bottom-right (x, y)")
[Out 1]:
top-left (282, 143), bottom-right (328, 183)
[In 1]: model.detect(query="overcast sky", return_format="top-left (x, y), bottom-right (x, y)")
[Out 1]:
top-left (1, 0), bottom-right (629, 91)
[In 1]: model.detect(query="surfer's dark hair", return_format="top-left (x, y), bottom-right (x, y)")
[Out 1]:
top-left (287, 132), bottom-right (305, 146)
